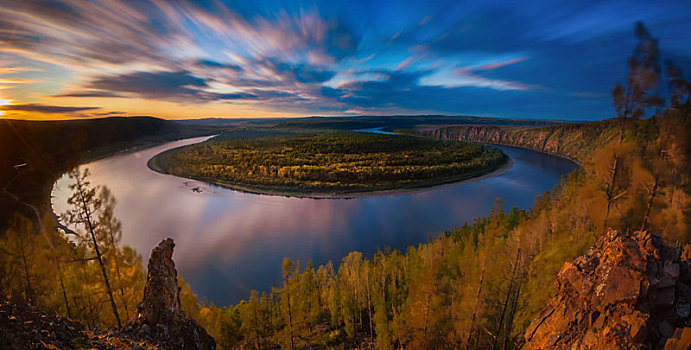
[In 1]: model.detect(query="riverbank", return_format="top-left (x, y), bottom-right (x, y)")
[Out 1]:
top-left (49, 135), bottom-right (217, 234)
top-left (0, 116), bottom-right (217, 230)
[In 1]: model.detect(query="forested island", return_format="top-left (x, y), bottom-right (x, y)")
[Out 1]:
top-left (150, 131), bottom-right (507, 196)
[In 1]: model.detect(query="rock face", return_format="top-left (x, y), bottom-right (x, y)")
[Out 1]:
top-left (124, 238), bottom-right (215, 350)
top-left (523, 230), bottom-right (691, 349)
top-left (415, 121), bottom-right (621, 165)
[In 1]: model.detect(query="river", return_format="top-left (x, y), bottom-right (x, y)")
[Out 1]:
top-left (52, 135), bottom-right (578, 305)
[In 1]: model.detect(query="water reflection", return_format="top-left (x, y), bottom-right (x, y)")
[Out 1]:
top-left (52, 136), bottom-right (577, 304)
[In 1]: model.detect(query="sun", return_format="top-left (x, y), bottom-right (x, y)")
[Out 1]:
top-left (0, 99), bottom-right (11, 116)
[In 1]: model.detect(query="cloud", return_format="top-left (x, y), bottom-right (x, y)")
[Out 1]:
top-left (57, 90), bottom-right (124, 98)
top-left (86, 70), bottom-right (209, 101)
top-left (2, 103), bottom-right (99, 113)
top-left (416, 56), bottom-right (535, 91)
top-left (473, 57), bottom-right (529, 71)
top-left (83, 70), bottom-right (267, 103)
top-left (0, 67), bottom-right (36, 74)
top-left (216, 92), bottom-right (258, 100)
top-left (396, 56), bottom-right (416, 70)
top-left (0, 1), bottom-right (186, 68)
top-left (0, 0), bottom-right (690, 120)
top-left (329, 70), bottom-right (430, 108)
top-left (275, 62), bottom-right (336, 83)
top-left (93, 111), bottom-right (126, 116)
top-left (194, 60), bottom-right (243, 71)
top-left (0, 78), bottom-right (35, 84)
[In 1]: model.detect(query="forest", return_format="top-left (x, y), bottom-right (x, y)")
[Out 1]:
top-left (151, 131), bottom-right (506, 195)
top-left (0, 23), bottom-right (689, 349)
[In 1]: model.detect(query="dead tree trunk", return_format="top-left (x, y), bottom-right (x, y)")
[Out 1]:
top-left (641, 177), bottom-right (658, 231)
top-left (492, 250), bottom-right (521, 350)
top-left (466, 261), bottom-right (486, 350)
top-left (605, 154), bottom-right (620, 222)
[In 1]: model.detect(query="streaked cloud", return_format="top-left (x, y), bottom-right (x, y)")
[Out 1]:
top-left (86, 70), bottom-right (210, 101)
top-left (0, 0), bottom-right (689, 120)
top-left (0, 78), bottom-right (36, 84)
top-left (2, 103), bottom-right (99, 113)
top-left (56, 91), bottom-right (125, 98)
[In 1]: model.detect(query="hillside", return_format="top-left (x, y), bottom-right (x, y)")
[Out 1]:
top-left (275, 114), bottom-right (570, 131)
top-left (0, 238), bottom-right (214, 349)
top-left (0, 117), bottom-right (215, 230)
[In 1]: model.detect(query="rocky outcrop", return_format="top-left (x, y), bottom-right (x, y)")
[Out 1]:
top-left (523, 230), bottom-right (691, 349)
top-left (123, 238), bottom-right (215, 350)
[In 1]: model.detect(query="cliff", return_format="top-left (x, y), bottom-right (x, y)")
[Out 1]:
top-left (523, 230), bottom-right (691, 349)
top-left (412, 119), bottom-right (624, 164)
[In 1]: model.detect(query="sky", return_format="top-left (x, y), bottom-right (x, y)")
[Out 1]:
top-left (0, 0), bottom-right (690, 121)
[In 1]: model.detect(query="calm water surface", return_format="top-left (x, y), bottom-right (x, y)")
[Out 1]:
top-left (52, 136), bottom-right (577, 304)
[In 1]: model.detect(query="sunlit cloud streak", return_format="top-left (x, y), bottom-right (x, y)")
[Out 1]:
top-left (0, 0), bottom-right (690, 120)
top-left (2, 103), bottom-right (99, 113)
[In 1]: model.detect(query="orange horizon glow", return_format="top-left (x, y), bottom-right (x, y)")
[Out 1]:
top-left (0, 98), bottom-right (312, 121)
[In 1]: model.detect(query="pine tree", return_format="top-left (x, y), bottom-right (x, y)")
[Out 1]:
top-left (64, 168), bottom-right (122, 328)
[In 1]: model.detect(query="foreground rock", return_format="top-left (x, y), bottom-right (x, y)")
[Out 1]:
top-left (0, 298), bottom-right (149, 349)
top-left (524, 230), bottom-right (691, 349)
top-left (123, 238), bottom-right (215, 350)
top-left (0, 238), bottom-right (215, 349)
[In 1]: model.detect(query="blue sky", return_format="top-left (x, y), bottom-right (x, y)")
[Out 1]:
top-left (0, 0), bottom-right (690, 120)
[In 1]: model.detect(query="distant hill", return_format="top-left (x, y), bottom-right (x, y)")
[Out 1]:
top-left (175, 115), bottom-right (572, 129)
top-left (278, 115), bottom-right (572, 130)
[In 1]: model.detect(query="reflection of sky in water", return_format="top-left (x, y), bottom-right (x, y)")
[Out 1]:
top-left (52, 137), bottom-right (577, 304)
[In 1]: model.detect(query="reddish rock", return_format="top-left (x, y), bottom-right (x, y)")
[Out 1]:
top-left (664, 327), bottom-right (691, 349)
top-left (594, 265), bottom-right (642, 307)
top-left (524, 230), bottom-right (691, 349)
top-left (681, 245), bottom-right (691, 262)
